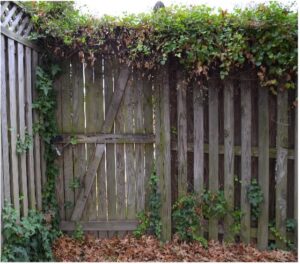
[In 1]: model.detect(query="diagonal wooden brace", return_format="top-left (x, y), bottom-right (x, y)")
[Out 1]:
top-left (71, 65), bottom-right (130, 221)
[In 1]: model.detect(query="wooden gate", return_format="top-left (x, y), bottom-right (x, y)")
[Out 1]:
top-left (55, 55), bottom-right (155, 237)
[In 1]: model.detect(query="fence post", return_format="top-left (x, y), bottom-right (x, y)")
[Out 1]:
top-left (155, 67), bottom-right (172, 241)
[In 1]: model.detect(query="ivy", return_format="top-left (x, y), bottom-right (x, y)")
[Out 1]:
top-left (247, 179), bottom-right (264, 220)
top-left (24, 1), bottom-right (297, 91)
top-left (16, 131), bottom-right (32, 154)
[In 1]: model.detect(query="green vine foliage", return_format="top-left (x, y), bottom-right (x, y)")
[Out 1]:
top-left (134, 171), bottom-right (162, 238)
top-left (16, 131), bottom-right (32, 154)
top-left (247, 179), bottom-right (264, 220)
top-left (24, 1), bottom-right (297, 91)
top-left (1, 203), bottom-right (58, 261)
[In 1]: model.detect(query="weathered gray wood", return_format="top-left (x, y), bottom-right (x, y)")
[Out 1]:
top-left (275, 89), bottom-right (288, 249)
top-left (193, 83), bottom-right (204, 195)
top-left (25, 46), bottom-right (35, 209)
top-left (257, 87), bottom-right (269, 249)
top-left (71, 65), bottom-right (130, 221)
top-left (223, 78), bottom-right (234, 241)
top-left (208, 79), bottom-right (219, 241)
top-left (32, 50), bottom-right (42, 210)
top-left (10, 11), bottom-right (23, 31)
top-left (156, 67), bottom-right (172, 241)
top-left (0, 26), bottom-right (39, 51)
top-left (2, 5), bottom-right (17, 27)
top-left (17, 42), bottom-right (28, 216)
top-left (1, 35), bottom-right (11, 204)
top-left (143, 76), bottom-right (154, 209)
top-left (124, 73), bottom-right (136, 220)
top-left (0, 2), bottom-right (10, 17)
top-left (8, 38), bottom-right (20, 216)
top-left (294, 94), bottom-right (298, 247)
top-left (58, 134), bottom-right (155, 144)
top-left (134, 71), bottom-right (145, 212)
top-left (240, 76), bottom-right (252, 244)
top-left (177, 72), bottom-right (188, 197)
top-left (16, 16), bottom-right (29, 35)
top-left (60, 220), bottom-right (139, 231)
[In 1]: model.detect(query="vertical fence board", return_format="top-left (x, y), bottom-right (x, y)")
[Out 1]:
top-left (62, 60), bottom-right (73, 220)
top-left (224, 79), bottom-right (234, 241)
top-left (104, 57), bottom-right (116, 236)
top-left (144, 76), bottom-right (154, 209)
top-left (8, 38), bottom-right (20, 216)
top-left (17, 43), bottom-right (28, 216)
top-left (257, 87), bottom-right (269, 249)
top-left (25, 47), bottom-right (35, 210)
top-left (177, 73), bottom-right (188, 197)
top-left (124, 73), bottom-right (136, 220)
top-left (156, 67), bottom-right (172, 241)
top-left (240, 75), bottom-right (252, 244)
top-left (1, 35), bottom-right (11, 204)
top-left (134, 71), bottom-right (145, 212)
top-left (208, 79), bottom-right (219, 240)
top-left (275, 90), bottom-right (288, 248)
top-left (294, 98), bottom-right (298, 247)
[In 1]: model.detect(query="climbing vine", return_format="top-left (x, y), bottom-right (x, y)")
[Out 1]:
top-left (23, 1), bottom-right (297, 91)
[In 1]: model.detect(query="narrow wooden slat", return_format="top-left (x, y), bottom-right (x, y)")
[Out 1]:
top-left (257, 87), bottom-right (269, 249)
top-left (8, 38), bottom-right (20, 216)
top-left (2, 5), bottom-right (17, 27)
top-left (61, 60), bottom-right (73, 219)
top-left (275, 89), bottom-right (288, 249)
top-left (208, 79), bottom-right (219, 241)
top-left (156, 67), bottom-right (172, 241)
top-left (10, 11), bottom-right (23, 31)
top-left (124, 73), bottom-right (136, 220)
top-left (240, 74), bottom-right (252, 244)
top-left (223, 79), bottom-right (234, 241)
top-left (17, 43), bottom-right (28, 216)
top-left (1, 35), bottom-right (11, 203)
top-left (177, 72), bottom-right (188, 197)
top-left (16, 16), bottom-right (29, 35)
top-left (0, 2), bottom-right (10, 17)
top-left (23, 23), bottom-right (33, 37)
top-left (193, 83), bottom-right (204, 195)
top-left (134, 71), bottom-right (145, 212)
top-left (294, 95), bottom-right (298, 247)
top-left (143, 76), bottom-right (154, 209)
top-left (32, 50), bottom-right (42, 210)
top-left (24, 46), bottom-right (35, 209)
top-left (60, 220), bottom-right (139, 231)
top-left (71, 65), bottom-right (130, 221)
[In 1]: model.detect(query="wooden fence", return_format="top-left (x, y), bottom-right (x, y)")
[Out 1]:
top-left (1, 1), bottom-right (44, 218)
top-left (54, 54), bottom-right (297, 249)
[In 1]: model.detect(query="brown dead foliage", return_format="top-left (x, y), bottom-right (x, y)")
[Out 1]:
top-left (53, 234), bottom-right (297, 262)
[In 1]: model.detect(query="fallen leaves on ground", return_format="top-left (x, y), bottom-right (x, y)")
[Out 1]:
top-left (52, 234), bottom-right (297, 262)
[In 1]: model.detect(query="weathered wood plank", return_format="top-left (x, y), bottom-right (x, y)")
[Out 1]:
top-left (60, 220), bottom-right (139, 231)
top-left (275, 89), bottom-right (288, 249)
top-left (156, 67), bottom-right (172, 241)
top-left (223, 78), bottom-right (234, 241)
top-left (294, 95), bottom-right (298, 247)
top-left (193, 83), bottom-right (204, 195)
top-left (25, 47), bottom-right (35, 209)
top-left (240, 75), bottom-right (252, 244)
top-left (177, 72), bottom-right (188, 197)
top-left (143, 75), bottom-right (154, 209)
top-left (134, 71), bottom-right (145, 212)
top-left (2, 5), bottom-right (17, 27)
top-left (0, 2), bottom-right (10, 17)
top-left (71, 65), bottom-right (130, 221)
top-left (1, 35), bottom-right (11, 204)
top-left (8, 38), bottom-right (20, 216)
top-left (257, 87), bottom-right (269, 249)
top-left (208, 79), bottom-right (219, 241)
top-left (10, 11), bottom-right (23, 31)
top-left (17, 42), bottom-right (28, 216)
top-left (124, 73), bottom-right (136, 220)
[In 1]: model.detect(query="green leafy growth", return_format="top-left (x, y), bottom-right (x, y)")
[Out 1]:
top-left (16, 131), bottom-right (33, 154)
top-left (269, 220), bottom-right (295, 250)
top-left (172, 194), bottom-right (207, 247)
top-left (247, 179), bottom-right (264, 220)
top-left (73, 223), bottom-right (84, 241)
top-left (201, 190), bottom-right (228, 219)
top-left (134, 171), bottom-right (161, 238)
top-left (1, 203), bottom-right (60, 262)
top-left (69, 177), bottom-right (81, 190)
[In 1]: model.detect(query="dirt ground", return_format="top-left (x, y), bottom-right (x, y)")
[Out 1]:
top-left (52, 234), bottom-right (297, 262)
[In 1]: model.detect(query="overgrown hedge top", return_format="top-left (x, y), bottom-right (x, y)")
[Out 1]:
top-left (24, 1), bottom-right (297, 90)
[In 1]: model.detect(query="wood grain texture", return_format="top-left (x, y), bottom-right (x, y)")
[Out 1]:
top-left (208, 79), bottom-right (219, 241)
top-left (294, 97), bottom-right (298, 247)
top-left (223, 78), bottom-right (234, 241)
top-left (177, 72), bottom-right (188, 197)
top-left (257, 87), bottom-right (269, 249)
top-left (1, 35), bottom-right (11, 204)
top-left (8, 38), bottom-right (20, 216)
top-left (240, 74), bottom-right (252, 244)
top-left (17, 42), bottom-right (28, 216)
top-left (275, 89), bottom-right (288, 249)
